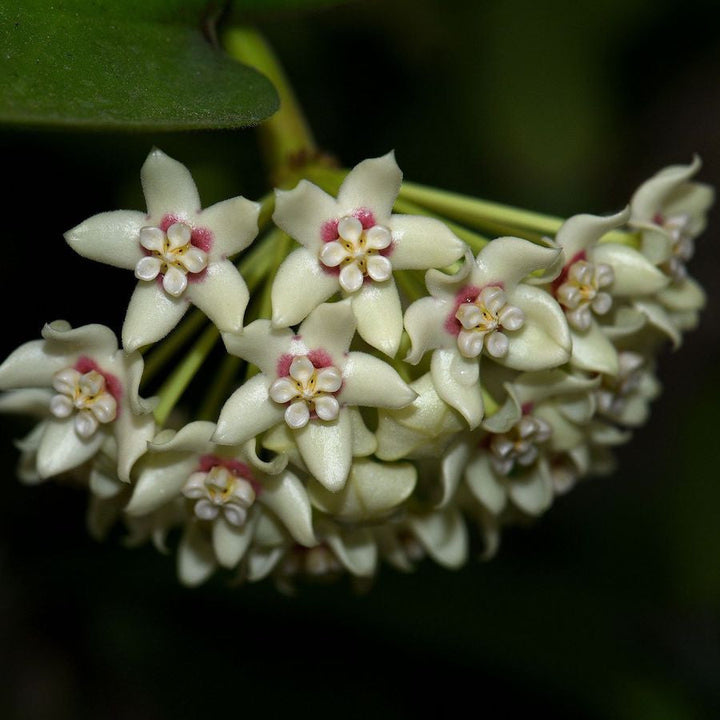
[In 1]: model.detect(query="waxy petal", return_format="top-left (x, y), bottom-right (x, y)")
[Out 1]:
top-left (502, 285), bottom-right (571, 371)
top-left (273, 180), bottom-right (339, 250)
top-left (340, 351), bottom-right (416, 408)
top-left (298, 298), bottom-right (355, 360)
top-left (122, 282), bottom-right (189, 351)
top-left (430, 349), bottom-right (484, 428)
top-left (36, 418), bottom-right (104, 479)
top-left (114, 401), bottom-right (157, 483)
top-left (142, 148), bottom-right (201, 220)
top-left (294, 409), bottom-right (352, 491)
top-left (351, 280), bottom-right (403, 357)
top-left (659, 277), bottom-right (706, 312)
top-left (64, 210), bottom-right (146, 269)
top-left (408, 508), bottom-right (468, 569)
top-left (592, 243), bottom-right (668, 296)
top-left (569, 322), bottom-right (619, 376)
top-left (389, 215), bottom-right (465, 269)
top-left (126, 454), bottom-right (200, 516)
top-left (630, 156), bottom-right (703, 225)
top-left (309, 458), bottom-right (416, 521)
top-left (177, 522), bottom-right (216, 587)
top-left (187, 259), bottom-right (249, 334)
top-left (199, 196), bottom-right (260, 258)
top-left (555, 209), bottom-right (630, 260)
top-left (213, 514), bottom-right (258, 569)
top-left (465, 452), bottom-right (507, 515)
top-left (472, 237), bottom-right (562, 289)
top-left (508, 462), bottom-right (553, 516)
top-left (260, 470), bottom-right (316, 546)
top-left (337, 152), bottom-right (402, 222)
top-left (438, 438), bottom-right (473, 508)
top-left (321, 524), bottom-right (377, 577)
top-left (223, 320), bottom-right (295, 378)
top-left (271, 247), bottom-right (339, 327)
top-left (403, 295), bottom-right (456, 364)
top-left (214, 374), bottom-right (285, 445)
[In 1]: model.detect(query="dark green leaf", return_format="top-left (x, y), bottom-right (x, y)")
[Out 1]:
top-left (0, 2), bottom-right (279, 130)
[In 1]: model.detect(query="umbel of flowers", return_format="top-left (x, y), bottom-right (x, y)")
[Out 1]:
top-left (0, 143), bottom-right (711, 592)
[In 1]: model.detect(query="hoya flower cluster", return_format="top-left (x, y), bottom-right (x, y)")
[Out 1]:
top-left (0, 149), bottom-right (712, 592)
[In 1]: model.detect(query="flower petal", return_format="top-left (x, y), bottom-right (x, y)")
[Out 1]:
top-left (430, 348), bottom-right (484, 428)
top-left (36, 418), bottom-right (104, 479)
top-left (64, 210), bottom-right (146, 269)
top-left (309, 457), bottom-right (416, 521)
top-left (555, 209), bottom-right (630, 260)
top-left (294, 409), bottom-right (352, 491)
top-left (212, 514), bottom-right (258, 569)
top-left (198, 196), bottom-right (260, 257)
top-left (659, 276), bottom-right (706, 312)
top-left (113, 399), bottom-right (157, 483)
top-left (388, 215), bottom-right (465, 269)
top-left (408, 508), bottom-right (468, 569)
top-left (403, 295), bottom-right (455, 364)
top-left (320, 524), bottom-right (377, 577)
top-left (271, 247), bottom-right (339, 328)
top-left (337, 151), bottom-right (402, 222)
top-left (569, 322), bottom-right (619, 376)
top-left (351, 280), bottom-right (403, 357)
top-left (340, 351), bottom-right (416, 408)
top-left (177, 522), bottom-right (216, 587)
top-left (348, 407), bottom-right (377, 457)
top-left (122, 282), bottom-right (189, 351)
top-left (141, 148), bottom-right (201, 220)
top-left (214, 374), bottom-right (284, 445)
top-left (126, 455), bottom-right (199, 516)
top-left (472, 236), bottom-right (562, 289)
top-left (297, 298), bottom-right (355, 360)
top-left (592, 243), bottom-right (668, 296)
top-left (465, 451), bottom-right (507, 515)
top-left (502, 285), bottom-right (571, 371)
top-left (508, 462), bottom-right (553, 516)
top-left (260, 469), bottom-right (316, 546)
top-left (222, 320), bottom-right (295, 378)
top-left (273, 180), bottom-right (338, 250)
top-left (186, 259), bottom-right (249, 334)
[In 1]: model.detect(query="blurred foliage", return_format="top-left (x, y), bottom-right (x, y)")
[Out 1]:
top-left (1, 0), bottom-right (720, 718)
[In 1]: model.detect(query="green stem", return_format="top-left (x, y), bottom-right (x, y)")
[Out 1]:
top-left (399, 181), bottom-right (565, 236)
top-left (224, 27), bottom-right (318, 185)
top-left (398, 180), bottom-right (640, 247)
top-left (153, 323), bottom-right (219, 426)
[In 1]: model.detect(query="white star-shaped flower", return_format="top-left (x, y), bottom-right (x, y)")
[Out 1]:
top-left (125, 421), bottom-right (316, 578)
top-left (213, 299), bottom-right (417, 491)
top-left (64, 148), bottom-right (260, 351)
top-left (403, 238), bottom-right (572, 428)
top-left (629, 156), bottom-right (714, 343)
top-left (551, 209), bottom-right (667, 375)
top-left (0, 322), bottom-right (156, 481)
top-left (270, 152), bottom-right (466, 356)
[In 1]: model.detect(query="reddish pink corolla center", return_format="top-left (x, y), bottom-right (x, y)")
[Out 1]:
top-left (276, 348), bottom-right (336, 378)
top-left (320, 208), bottom-right (394, 277)
top-left (551, 250), bottom-right (587, 295)
top-left (197, 454), bottom-right (262, 495)
top-left (521, 402), bottom-right (534, 416)
top-left (653, 212), bottom-right (665, 226)
top-left (73, 356), bottom-right (123, 414)
top-left (444, 283), bottom-right (504, 336)
top-left (148, 214), bottom-right (213, 285)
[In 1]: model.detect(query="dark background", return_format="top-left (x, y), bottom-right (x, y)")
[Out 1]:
top-left (2, 0), bottom-right (720, 717)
